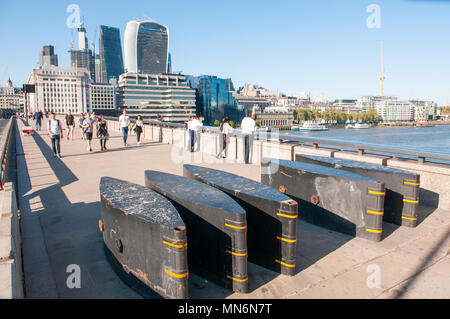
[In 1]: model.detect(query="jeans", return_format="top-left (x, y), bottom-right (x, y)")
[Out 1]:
top-left (121, 127), bottom-right (128, 144)
top-left (35, 120), bottom-right (41, 131)
top-left (136, 127), bottom-right (142, 142)
top-left (189, 129), bottom-right (195, 152)
top-left (217, 133), bottom-right (227, 157)
top-left (51, 134), bottom-right (61, 155)
top-left (243, 134), bottom-right (253, 164)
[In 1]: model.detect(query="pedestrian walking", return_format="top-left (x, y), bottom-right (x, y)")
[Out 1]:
top-left (65, 110), bottom-right (75, 140)
top-left (79, 113), bottom-right (86, 140)
top-left (132, 115), bottom-right (144, 145)
top-left (119, 109), bottom-right (131, 146)
top-left (96, 114), bottom-right (109, 151)
top-left (90, 112), bottom-right (98, 137)
top-left (216, 117), bottom-right (233, 159)
top-left (33, 110), bottom-right (43, 131)
top-left (82, 113), bottom-right (95, 152)
top-left (241, 113), bottom-right (256, 164)
top-left (47, 112), bottom-right (63, 158)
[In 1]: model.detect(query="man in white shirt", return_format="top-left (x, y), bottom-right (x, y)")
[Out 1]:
top-left (119, 109), bottom-right (131, 146)
top-left (47, 112), bottom-right (63, 158)
top-left (188, 116), bottom-right (203, 152)
top-left (241, 114), bottom-right (256, 164)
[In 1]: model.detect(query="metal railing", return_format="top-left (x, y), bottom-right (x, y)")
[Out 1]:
top-left (103, 116), bottom-right (450, 164)
top-left (0, 118), bottom-right (15, 190)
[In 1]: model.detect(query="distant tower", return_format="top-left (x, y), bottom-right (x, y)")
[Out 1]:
top-left (78, 24), bottom-right (88, 50)
top-left (99, 25), bottom-right (124, 82)
top-left (69, 22), bottom-right (95, 81)
top-left (380, 40), bottom-right (385, 96)
top-left (124, 19), bottom-right (169, 74)
top-left (39, 45), bottom-right (58, 67)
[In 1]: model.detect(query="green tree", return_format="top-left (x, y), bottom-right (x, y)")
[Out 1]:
top-left (213, 120), bottom-right (220, 126)
top-left (255, 120), bottom-right (261, 127)
top-left (229, 120), bottom-right (235, 127)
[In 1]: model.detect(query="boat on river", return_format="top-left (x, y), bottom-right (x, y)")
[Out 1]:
top-left (346, 123), bottom-right (371, 129)
top-left (299, 122), bottom-right (328, 131)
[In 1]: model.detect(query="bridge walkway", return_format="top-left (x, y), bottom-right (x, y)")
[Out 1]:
top-left (15, 119), bottom-right (450, 299)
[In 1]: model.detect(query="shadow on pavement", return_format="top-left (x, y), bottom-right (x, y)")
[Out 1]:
top-left (19, 130), bottom-right (144, 298)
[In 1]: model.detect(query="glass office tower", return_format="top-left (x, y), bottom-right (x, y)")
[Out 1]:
top-left (124, 19), bottom-right (169, 74)
top-left (186, 75), bottom-right (245, 125)
top-left (99, 25), bottom-right (124, 83)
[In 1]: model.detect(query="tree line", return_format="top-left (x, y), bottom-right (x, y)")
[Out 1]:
top-left (294, 108), bottom-right (380, 123)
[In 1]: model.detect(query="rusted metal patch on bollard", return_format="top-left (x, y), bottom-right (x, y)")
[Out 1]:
top-left (310, 195), bottom-right (320, 205)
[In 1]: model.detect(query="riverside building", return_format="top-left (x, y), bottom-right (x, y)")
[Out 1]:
top-left (116, 72), bottom-right (196, 122)
top-left (375, 100), bottom-right (414, 122)
top-left (90, 83), bottom-right (116, 113)
top-left (27, 65), bottom-right (91, 114)
top-left (254, 106), bottom-right (294, 130)
top-left (0, 78), bottom-right (23, 112)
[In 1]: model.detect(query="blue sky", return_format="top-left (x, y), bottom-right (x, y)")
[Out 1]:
top-left (1, 0), bottom-right (449, 105)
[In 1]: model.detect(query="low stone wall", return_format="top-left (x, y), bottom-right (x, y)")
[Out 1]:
top-left (104, 119), bottom-right (450, 211)
top-left (0, 182), bottom-right (24, 299)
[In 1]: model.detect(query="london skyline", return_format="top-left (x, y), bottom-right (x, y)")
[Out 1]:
top-left (1, 0), bottom-right (450, 105)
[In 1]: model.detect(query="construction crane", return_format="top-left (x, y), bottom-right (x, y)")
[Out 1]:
top-left (380, 40), bottom-right (385, 96)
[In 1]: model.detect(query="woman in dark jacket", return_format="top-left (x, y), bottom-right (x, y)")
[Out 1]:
top-left (96, 114), bottom-right (109, 151)
top-left (132, 115), bottom-right (144, 145)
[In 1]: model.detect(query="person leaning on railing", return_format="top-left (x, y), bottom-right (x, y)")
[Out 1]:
top-left (216, 117), bottom-right (233, 159)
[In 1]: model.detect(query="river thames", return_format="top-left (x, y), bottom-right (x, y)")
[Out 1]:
top-left (288, 124), bottom-right (450, 152)
top-left (283, 124), bottom-right (450, 164)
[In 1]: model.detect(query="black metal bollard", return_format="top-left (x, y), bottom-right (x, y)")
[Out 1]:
top-left (99, 177), bottom-right (188, 299)
top-left (183, 164), bottom-right (298, 276)
top-left (295, 154), bottom-right (420, 227)
top-left (261, 158), bottom-right (386, 242)
top-left (144, 170), bottom-right (248, 293)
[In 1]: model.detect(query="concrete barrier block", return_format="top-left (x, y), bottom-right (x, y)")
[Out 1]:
top-left (145, 170), bottom-right (248, 293)
top-left (334, 150), bottom-right (391, 166)
top-left (227, 136), bottom-right (238, 160)
top-left (261, 141), bottom-right (286, 162)
top-left (0, 183), bottom-right (24, 299)
top-left (386, 159), bottom-right (450, 211)
top-left (161, 128), bottom-right (172, 144)
top-left (143, 125), bottom-right (152, 141)
top-left (172, 129), bottom-right (185, 148)
top-left (295, 145), bottom-right (339, 158)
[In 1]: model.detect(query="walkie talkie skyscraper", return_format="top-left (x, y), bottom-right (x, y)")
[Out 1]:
top-left (124, 19), bottom-right (169, 74)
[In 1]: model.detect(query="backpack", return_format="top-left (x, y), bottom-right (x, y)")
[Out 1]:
top-left (48, 119), bottom-right (60, 127)
top-left (48, 119), bottom-right (60, 133)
